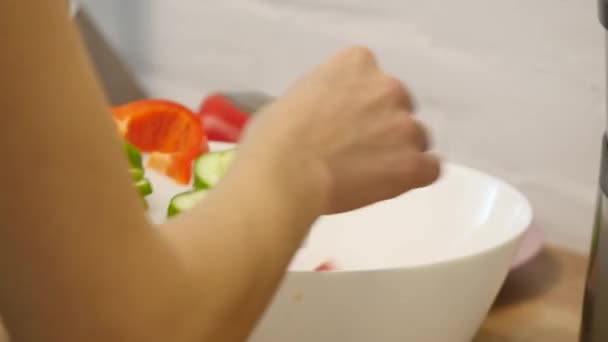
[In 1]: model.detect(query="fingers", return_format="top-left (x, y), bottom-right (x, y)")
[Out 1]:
top-left (330, 46), bottom-right (416, 112)
top-left (384, 76), bottom-right (416, 112)
top-left (374, 151), bottom-right (441, 206)
top-left (404, 118), bottom-right (440, 188)
top-left (413, 153), bottom-right (441, 187)
top-left (404, 117), bottom-right (430, 152)
top-left (387, 152), bottom-right (441, 198)
top-left (330, 45), bottom-right (379, 69)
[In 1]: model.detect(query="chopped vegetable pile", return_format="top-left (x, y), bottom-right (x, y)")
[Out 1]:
top-left (113, 94), bottom-right (335, 272)
top-left (113, 99), bottom-right (209, 185)
top-left (111, 95), bottom-right (244, 217)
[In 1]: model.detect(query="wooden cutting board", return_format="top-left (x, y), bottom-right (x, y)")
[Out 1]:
top-left (475, 247), bottom-right (587, 341)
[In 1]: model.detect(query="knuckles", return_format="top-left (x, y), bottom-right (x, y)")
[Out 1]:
top-left (394, 152), bottom-right (441, 189)
top-left (332, 46), bottom-right (416, 112)
top-left (383, 76), bottom-right (405, 97)
top-left (405, 118), bottom-right (430, 151)
top-left (379, 76), bottom-right (415, 112)
top-left (341, 45), bottom-right (377, 66)
top-left (382, 114), bottom-right (429, 151)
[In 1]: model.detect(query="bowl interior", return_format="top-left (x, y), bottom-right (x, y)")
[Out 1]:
top-left (289, 163), bottom-right (532, 272)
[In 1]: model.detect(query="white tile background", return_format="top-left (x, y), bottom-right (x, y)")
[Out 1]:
top-left (82, 0), bottom-right (605, 253)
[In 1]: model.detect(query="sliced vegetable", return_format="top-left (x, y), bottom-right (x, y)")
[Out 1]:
top-left (194, 149), bottom-right (236, 189)
top-left (198, 92), bottom-right (275, 142)
top-left (135, 178), bottom-right (153, 197)
top-left (198, 94), bottom-right (249, 143)
top-left (114, 99), bottom-right (208, 155)
top-left (168, 189), bottom-right (208, 217)
top-left (124, 141), bottom-right (143, 169)
top-left (147, 152), bottom-right (196, 186)
top-left (315, 260), bottom-right (338, 272)
top-left (122, 141), bottom-right (151, 196)
top-left (199, 114), bottom-right (242, 143)
top-left (112, 99), bottom-right (209, 184)
top-left (193, 151), bottom-right (224, 189)
top-left (129, 168), bottom-right (144, 181)
top-left (221, 149), bottom-right (236, 169)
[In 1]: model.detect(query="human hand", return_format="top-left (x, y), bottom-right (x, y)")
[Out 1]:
top-left (240, 46), bottom-right (441, 214)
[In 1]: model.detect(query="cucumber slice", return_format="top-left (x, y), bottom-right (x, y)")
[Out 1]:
top-left (221, 149), bottom-right (236, 170)
top-left (168, 190), bottom-right (208, 217)
top-left (135, 178), bottom-right (153, 197)
top-left (194, 149), bottom-right (236, 189)
top-left (123, 141), bottom-right (143, 169)
top-left (129, 167), bottom-right (144, 181)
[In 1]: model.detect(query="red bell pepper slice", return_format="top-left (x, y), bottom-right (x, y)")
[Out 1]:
top-left (200, 114), bottom-right (242, 143)
top-left (146, 152), bottom-right (196, 185)
top-left (198, 93), bottom-right (250, 142)
top-left (112, 99), bottom-right (209, 184)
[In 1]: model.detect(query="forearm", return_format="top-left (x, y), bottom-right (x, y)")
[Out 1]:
top-left (0, 1), bottom-right (191, 341)
top-left (0, 2), bottom-right (326, 342)
top-left (164, 148), bottom-right (327, 341)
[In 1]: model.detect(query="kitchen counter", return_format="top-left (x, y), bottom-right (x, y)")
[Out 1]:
top-left (475, 247), bottom-right (587, 341)
top-left (0, 247), bottom-right (589, 342)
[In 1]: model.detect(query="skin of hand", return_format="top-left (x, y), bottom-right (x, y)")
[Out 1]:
top-left (0, 1), bottom-right (439, 342)
top-left (167, 47), bottom-right (441, 342)
top-left (242, 46), bottom-right (440, 214)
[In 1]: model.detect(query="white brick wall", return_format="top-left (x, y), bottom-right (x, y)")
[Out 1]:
top-left (82, 0), bottom-right (605, 253)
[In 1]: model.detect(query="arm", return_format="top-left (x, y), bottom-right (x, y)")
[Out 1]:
top-left (0, 1), bottom-right (439, 341)
top-left (0, 1), bottom-right (324, 341)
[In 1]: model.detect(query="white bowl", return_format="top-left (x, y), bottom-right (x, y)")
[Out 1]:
top-left (148, 143), bottom-right (532, 342)
top-left (251, 166), bottom-right (531, 342)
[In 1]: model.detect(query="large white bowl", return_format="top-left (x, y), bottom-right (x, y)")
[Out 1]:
top-left (147, 143), bottom-right (532, 342)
